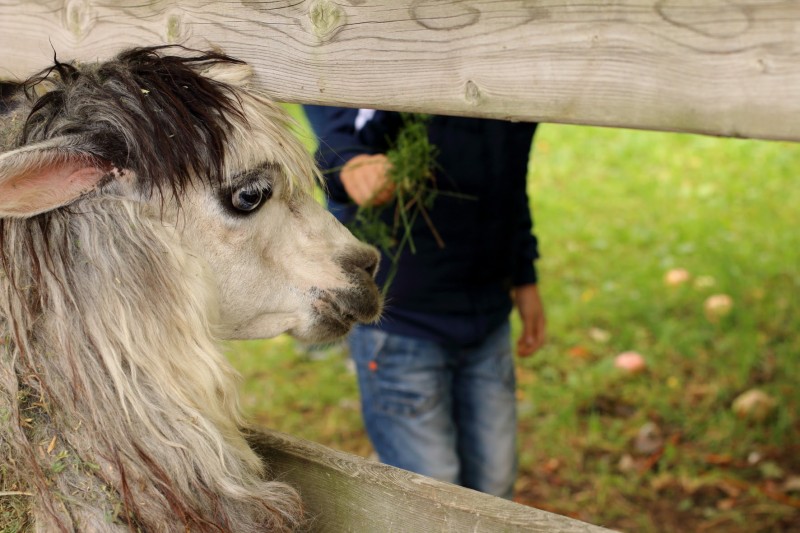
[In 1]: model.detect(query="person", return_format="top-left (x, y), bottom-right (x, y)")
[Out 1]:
top-left (304, 106), bottom-right (546, 499)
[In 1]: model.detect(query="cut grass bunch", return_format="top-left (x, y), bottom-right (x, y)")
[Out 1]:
top-left (347, 113), bottom-right (441, 292)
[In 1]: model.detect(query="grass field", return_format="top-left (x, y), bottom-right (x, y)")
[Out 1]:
top-left (226, 115), bottom-right (800, 532)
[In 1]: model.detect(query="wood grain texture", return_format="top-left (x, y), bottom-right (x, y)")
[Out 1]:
top-left (0, 1), bottom-right (798, 141)
top-left (249, 429), bottom-right (613, 532)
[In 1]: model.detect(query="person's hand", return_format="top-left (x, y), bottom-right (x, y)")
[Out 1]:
top-left (340, 154), bottom-right (396, 206)
top-left (513, 283), bottom-right (546, 357)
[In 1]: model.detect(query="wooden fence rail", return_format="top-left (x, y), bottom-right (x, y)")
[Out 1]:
top-left (250, 429), bottom-right (614, 532)
top-left (0, 1), bottom-right (794, 530)
top-left (1, 1), bottom-right (799, 141)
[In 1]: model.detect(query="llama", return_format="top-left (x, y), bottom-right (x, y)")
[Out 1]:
top-left (0, 47), bottom-right (381, 532)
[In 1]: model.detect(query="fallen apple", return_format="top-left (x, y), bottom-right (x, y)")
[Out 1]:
top-left (665, 268), bottom-right (691, 286)
top-left (614, 351), bottom-right (647, 373)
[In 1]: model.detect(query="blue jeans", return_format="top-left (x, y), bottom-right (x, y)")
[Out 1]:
top-left (348, 321), bottom-right (518, 499)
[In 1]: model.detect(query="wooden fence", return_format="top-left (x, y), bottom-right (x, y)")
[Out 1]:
top-left (250, 429), bottom-right (613, 532)
top-left (1, 1), bottom-right (799, 141)
top-left (2, 1), bottom-right (797, 530)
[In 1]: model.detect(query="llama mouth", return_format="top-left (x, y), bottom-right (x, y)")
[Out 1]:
top-left (304, 285), bottom-right (382, 341)
top-left (316, 286), bottom-right (381, 323)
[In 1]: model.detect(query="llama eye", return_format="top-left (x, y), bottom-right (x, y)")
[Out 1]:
top-left (231, 185), bottom-right (272, 213)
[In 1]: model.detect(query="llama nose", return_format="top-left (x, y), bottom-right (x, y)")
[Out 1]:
top-left (341, 246), bottom-right (380, 279)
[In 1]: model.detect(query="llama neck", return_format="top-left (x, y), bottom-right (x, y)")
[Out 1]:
top-left (3, 199), bottom-right (259, 471)
top-left (1, 198), bottom-right (299, 532)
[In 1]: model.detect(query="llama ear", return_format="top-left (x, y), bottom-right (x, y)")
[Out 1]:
top-left (0, 138), bottom-right (109, 218)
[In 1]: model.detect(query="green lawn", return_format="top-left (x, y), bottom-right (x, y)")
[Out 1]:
top-left (227, 116), bottom-right (800, 532)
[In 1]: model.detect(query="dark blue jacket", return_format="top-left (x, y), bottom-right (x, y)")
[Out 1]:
top-left (304, 106), bottom-right (539, 346)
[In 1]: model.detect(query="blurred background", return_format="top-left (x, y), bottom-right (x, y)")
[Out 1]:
top-left (226, 109), bottom-right (800, 532)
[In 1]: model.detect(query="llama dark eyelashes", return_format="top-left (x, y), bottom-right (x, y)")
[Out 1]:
top-left (222, 164), bottom-right (277, 215)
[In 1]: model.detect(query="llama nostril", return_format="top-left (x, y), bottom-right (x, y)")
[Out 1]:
top-left (355, 248), bottom-right (379, 279)
top-left (363, 249), bottom-right (379, 278)
top-left (341, 247), bottom-right (380, 279)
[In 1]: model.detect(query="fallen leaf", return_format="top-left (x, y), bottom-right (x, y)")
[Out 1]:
top-left (747, 451), bottom-right (763, 465)
top-left (704, 294), bottom-right (734, 323)
top-left (732, 389), bottom-right (777, 422)
top-left (783, 476), bottom-right (800, 493)
top-left (588, 327), bottom-right (611, 343)
top-left (718, 480), bottom-right (743, 498)
top-left (761, 483), bottom-right (800, 509)
top-left (716, 498), bottom-right (736, 510)
top-left (704, 453), bottom-right (734, 466)
top-left (47, 435), bottom-right (56, 454)
top-left (759, 461), bottom-right (784, 480)
top-left (634, 422), bottom-right (664, 455)
top-left (541, 457), bottom-right (562, 474)
top-left (618, 454), bottom-right (636, 473)
top-left (568, 346), bottom-right (591, 359)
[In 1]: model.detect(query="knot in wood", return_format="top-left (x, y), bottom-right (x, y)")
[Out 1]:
top-left (464, 80), bottom-right (482, 106)
top-left (64, 0), bottom-right (96, 40)
top-left (166, 13), bottom-right (188, 43)
top-left (309, 0), bottom-right (346, 42)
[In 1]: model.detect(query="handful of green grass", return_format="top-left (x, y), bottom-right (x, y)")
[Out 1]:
top-left (348, 113), bottom-right (442, 293)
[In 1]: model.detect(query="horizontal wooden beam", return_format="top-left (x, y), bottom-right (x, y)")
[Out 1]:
top-left (249, 429), bottom-right (612, 532)
top-left (0, 1), bottom-right (797, 141)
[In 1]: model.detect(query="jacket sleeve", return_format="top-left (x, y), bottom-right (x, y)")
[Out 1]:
top-left (303, 105), bottom-right (365, 204)
top-left (304, 106), bottom-right (404, 204)
top-left (511, 124), bottom-right (540, 286)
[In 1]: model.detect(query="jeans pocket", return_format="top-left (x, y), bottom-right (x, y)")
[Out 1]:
top-left (496, 338), bottom-right (516, 391)
top-left (352, 329), bottom-right (443, 418)
top-left (480, 321), bottom-right (516, 391)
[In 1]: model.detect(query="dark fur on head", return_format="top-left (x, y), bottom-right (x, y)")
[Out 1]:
top-left (0, 81), bottom-right (21, 113)
top-left (1, 47), bottom-right (250, 324)
top-left (20, 46), bottom-right (246, 199)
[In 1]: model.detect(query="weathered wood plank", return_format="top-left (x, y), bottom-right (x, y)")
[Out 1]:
top-left (0, 1), bottom-right (798, 141)
top-left (249, 429), bottom-right (613, 532)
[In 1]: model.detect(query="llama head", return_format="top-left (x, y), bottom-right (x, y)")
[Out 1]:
top-left (0, 46), bottom-right (381, 343)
